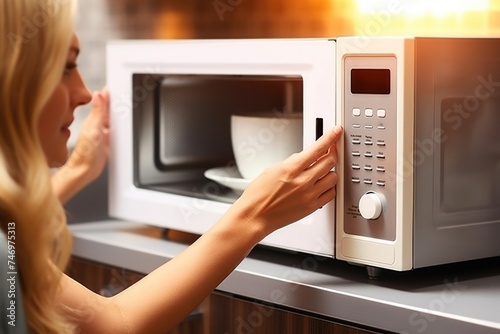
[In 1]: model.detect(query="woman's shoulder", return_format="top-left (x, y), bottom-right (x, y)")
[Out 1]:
top-left (0, 230), bottom-right (29, 333)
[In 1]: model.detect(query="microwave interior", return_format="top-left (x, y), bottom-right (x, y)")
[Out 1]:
top-left (133, 74), bottom-right (303, 203)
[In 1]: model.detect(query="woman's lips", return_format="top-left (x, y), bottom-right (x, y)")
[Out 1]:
top-left (61, 118), bottom-right (73, 137)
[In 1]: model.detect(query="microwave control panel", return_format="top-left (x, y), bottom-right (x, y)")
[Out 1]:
top-left (342, 56), bottom-right (398, 241)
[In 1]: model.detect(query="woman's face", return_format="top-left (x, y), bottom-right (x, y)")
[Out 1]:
top-left (38, 34), bottom-right (92, 167)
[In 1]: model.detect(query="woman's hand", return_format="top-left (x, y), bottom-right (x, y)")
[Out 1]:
top-left (52, 88), bottom-right (110, 204)
top-left (230, 125), bottom-right (343, 238)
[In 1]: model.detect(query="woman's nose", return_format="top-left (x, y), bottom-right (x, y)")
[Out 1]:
top-left (72, 69), bottom-right (93, 108)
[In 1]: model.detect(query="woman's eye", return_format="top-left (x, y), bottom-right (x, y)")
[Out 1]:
top-left (64, 62), bottom-right (77, 75)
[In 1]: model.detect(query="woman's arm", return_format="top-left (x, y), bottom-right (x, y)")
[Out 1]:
top-left (59, 126), bottom-right (343, 333)
top-left (52, 88), bottom-right (110, 204)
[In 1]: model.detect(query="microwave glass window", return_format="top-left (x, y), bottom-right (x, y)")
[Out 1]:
top-left (350, 69), bottom-right (391, 95)
top-left (133, 73), bottom-right (303, 202)
top-left (440, 97), bottom-right (500, 212)
top-left (156, 75), bottom-right (303, 169)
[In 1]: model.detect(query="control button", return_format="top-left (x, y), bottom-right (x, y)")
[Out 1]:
top-left (352, 165), bottom-right (361, 170)
top-left (363, 179), bottom-right (373, 185)
top-left (364, 152), bottom-right (373, 158)
top-left (377, 180), bottom-right (386, 186)
top-left (377, 140), bottom-right (386, 147)
top-left (377, 109), bottom-right (386, 118)
top-left (352, 138), bottom-right (361, 145)
top-left (376, 154), bottom-right (385, 159)
top-left (364, 165), bottom-right (373, 171)
top-left (377, 125), bottom-right (386, 130)
top-left (376, 166), bottom-right (386, 172)
top-left (359, 192), bottom-right (383, 220)
top-left (352, 151), bottom-right (361, 157)
top-left (365, 125), bottom-right (374, 129)
top-left (365, 140), bottom-right (373, 146)
top-left (365, 108), bottom-right (374, 117)
top-left (353, 124), bottom-right (361, 129)
top-left (353, 108), bottom-right (361, 117)
top-left (352, 177), bottom-right (361, 184)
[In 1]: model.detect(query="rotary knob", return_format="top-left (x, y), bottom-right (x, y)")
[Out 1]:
top-left (359, 192), bottom-right (383, 220)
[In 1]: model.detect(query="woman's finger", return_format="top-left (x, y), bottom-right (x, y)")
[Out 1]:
top-left (296, 125), bottom-right (343, 170)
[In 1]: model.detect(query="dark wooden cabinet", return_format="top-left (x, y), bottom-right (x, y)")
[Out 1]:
top-left (68, 257), bottom-right (380, 334)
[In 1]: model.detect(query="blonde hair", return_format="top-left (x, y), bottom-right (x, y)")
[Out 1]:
top-left (0, 0), bottom-right (76, 332)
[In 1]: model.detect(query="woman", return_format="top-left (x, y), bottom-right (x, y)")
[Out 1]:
top-left (0, 0), bottom-right (342, 332)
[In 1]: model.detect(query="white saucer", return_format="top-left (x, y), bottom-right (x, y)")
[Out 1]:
top-left (204, 166), bottom-right (251, 193)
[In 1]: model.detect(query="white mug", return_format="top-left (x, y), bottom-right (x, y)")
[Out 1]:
top-left (231, 111), bottom-right (303, 180)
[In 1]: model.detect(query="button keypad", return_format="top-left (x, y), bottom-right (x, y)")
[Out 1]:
top-left (349, 107), bottom-right (388, 187)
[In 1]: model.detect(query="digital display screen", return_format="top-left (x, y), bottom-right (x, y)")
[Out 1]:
top-left (351, 69), bottom-right (391, 95)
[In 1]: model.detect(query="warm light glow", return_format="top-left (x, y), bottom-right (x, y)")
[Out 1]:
top-left (356, 0), bottom-right (489, 16)
top-left (155, 11), bottom-right (195, 39)
top-left (351, 0), bottom-right (497, 36)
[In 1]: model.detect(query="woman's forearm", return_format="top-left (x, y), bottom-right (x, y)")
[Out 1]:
top-left (110, 205), bottom-right (264, 333)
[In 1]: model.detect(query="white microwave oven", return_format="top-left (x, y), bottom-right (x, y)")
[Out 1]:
top-left (107, 37), bottom-right (500, 274)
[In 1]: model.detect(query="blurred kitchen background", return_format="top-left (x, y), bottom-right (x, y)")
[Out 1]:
top-left (66, 0), bottom-right (500, 223)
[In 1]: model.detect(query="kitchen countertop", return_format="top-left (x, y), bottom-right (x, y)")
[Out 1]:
top-left (70, 220), bottom-right (500, 334)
